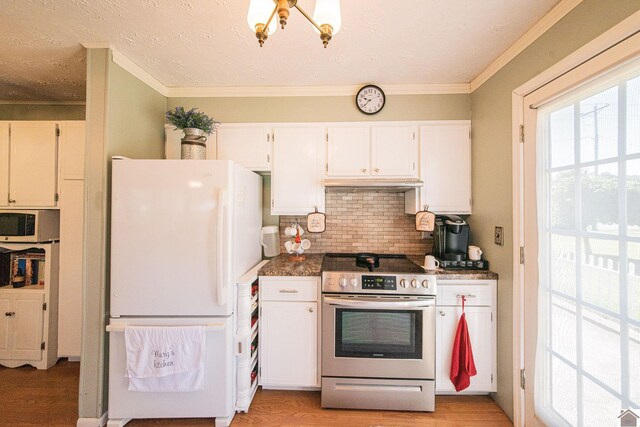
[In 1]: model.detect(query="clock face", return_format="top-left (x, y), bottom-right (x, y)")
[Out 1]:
top-left (356, 85), bottom-right (385, 115)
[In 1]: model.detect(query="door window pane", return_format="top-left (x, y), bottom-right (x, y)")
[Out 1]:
top-left (551, 170), bottom-right (575, 230)
top-left (550, 105), bottom-right (575, 168)
top-left (581, 238), bottom-right (619, 313)
top-left (550, 295), bottom-right (576, 363)
top-left (550, 234), bottom-right (576, 297)
top-left (581, 308), bottom-right (621, 391)
top-left (580, 86), bottom-right (618, 162)
top-left (551, 356), bottom-right (578, 425)
top-left (580, 164), bottom-right (618, 234)
top-left (629, 242), bottom-right (640, 322)
top-left (628, 75), bottom-right (640, 155)
top-left (630, 325), bottom-right (640, 405)
top-left (583, 377), bottom-right (622, 426)
top-left (628, 159), bottom-right (640, 237)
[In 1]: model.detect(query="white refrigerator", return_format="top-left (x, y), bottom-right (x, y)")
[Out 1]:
top-left (107, 158), bottom-right (262, 427)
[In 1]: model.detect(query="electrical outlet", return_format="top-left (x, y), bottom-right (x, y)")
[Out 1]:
top-left (495, 226), bottom-right (504, 246)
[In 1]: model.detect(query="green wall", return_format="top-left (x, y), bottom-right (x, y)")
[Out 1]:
top-left (0, 104), bottom-right (85, 120)
top-left (470, 0), bottom-right (640, 420)
top-left (167, 93), bottom-right (471, 123)
top-left (79, 48), bottom-right (166, 420)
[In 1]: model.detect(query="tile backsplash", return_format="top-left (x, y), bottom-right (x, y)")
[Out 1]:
top-left (280, 192), bottom-right (433, 255)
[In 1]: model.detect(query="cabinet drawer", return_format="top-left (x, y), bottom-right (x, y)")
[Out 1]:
top-left (260, 277), bottom-right (319, 302)
top-left (437, 283), bottom-right (494, 306)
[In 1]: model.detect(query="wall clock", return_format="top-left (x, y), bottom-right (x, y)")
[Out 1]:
top-left (356, 85), bottom-right (385, 115)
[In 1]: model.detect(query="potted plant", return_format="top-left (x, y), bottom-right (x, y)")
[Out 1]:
top-left (165, 107), bottom-right (219, 159)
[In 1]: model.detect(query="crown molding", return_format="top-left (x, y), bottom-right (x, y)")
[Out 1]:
top-left (0, 100), bottom-right (86, 105)
top-left (165, 83), bottom-right (470, 98)
top-left (110, 50), bottom-right (169, 96)
top-left (80, 42), bottom-right (115, 50)
top-left (470, 0), bottom-right (584, 92)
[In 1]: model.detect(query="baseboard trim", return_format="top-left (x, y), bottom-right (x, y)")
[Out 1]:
top-left (77, 412), bottom-right (108, 427)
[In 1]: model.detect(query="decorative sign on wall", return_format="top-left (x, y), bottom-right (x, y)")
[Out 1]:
top-left (307, 208), bottom-right (326, 233)
top-left (415, 205), bottom-right (436, 232)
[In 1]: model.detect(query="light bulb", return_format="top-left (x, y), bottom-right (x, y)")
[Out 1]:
top-left (247, 0), bottom-right (277, 35)
top-left (312, 0), bottom-right (341, 35)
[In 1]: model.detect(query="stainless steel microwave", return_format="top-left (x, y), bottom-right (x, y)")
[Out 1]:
top-left (0, 210), bottom-right (60, 243)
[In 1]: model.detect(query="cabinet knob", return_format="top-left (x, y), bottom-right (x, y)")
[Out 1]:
top-left (374, 168), bottom-right (379, 173)
top-left (308, 307), bottom-right (314, 313)
top-left (361, 168), bottom-right (367, 173)
top-left (8, 198), bottom-right (15, 203)
top-left (5, 312), bottom-right (15, 317)
top-left (439, 311), bottom-right (446, 316)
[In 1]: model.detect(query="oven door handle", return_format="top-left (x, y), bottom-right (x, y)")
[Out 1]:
top-left (323, 297), bottom-right (435, 309)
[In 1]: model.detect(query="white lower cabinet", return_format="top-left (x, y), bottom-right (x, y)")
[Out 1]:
top-left (0, 242), bottom-right (59, 370)
top-left (435, 279), bottom-right (497, 394)
top-left (259, 276), bottom-right (320, 389)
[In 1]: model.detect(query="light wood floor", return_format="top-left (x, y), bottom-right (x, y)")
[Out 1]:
top-left (0, 359), bottom-right (512, 427)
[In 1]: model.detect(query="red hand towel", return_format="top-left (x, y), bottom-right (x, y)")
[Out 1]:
top-left (449, 312), bottom-right (477, 392)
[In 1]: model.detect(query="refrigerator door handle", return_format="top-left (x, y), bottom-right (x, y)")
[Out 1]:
top-left (217, 189), bottom-right (227, 306)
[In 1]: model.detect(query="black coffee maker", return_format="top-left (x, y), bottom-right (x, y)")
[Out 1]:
top-left (432, 215), bottom-right (469, 261)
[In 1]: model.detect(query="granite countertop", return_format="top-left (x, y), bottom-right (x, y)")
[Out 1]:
top-left (258, 253), bottom-right (324, 276)
top-left (259, 253), bottom-right (498, 280)
top-left (407, 255), bottom-right (499, 280)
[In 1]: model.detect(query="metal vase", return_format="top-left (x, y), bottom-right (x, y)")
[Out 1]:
top-left (181, 128), bottom-right (208, 160)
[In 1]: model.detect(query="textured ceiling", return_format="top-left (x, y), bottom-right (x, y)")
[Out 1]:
top-left (0, 0), bottom-right (560, 102)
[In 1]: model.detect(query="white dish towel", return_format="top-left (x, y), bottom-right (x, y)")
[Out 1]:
top-left (124, 325), bottom-right (206, 392)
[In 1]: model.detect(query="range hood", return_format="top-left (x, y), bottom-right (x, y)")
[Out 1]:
top-left (323, 178), bottom-right (423, 192)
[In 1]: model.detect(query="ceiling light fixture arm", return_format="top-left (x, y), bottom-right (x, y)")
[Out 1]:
top-left (293, 3), bottom-right (334, 48)
top-left (255, 5), bottom-right (278, 47)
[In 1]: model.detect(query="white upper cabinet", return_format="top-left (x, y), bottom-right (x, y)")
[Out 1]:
top-left (326, 124), bottom-right (418, 178)
top-left (0, 123), bottom-right (9, 208)
top-left (216, 125), bottom-right (271, 171)
top-left (271, 126), bottom-right (325, 215)
top-left (407, 122), bottom-right (471, 214)
top-left (326, 127), bottom-right (370, 176)
top-left (58, 121), bottom-right (86, 180)
top-left (9, 122), bottom-right (58, 207)
top-left (371, 125), bottom-right (418, 177)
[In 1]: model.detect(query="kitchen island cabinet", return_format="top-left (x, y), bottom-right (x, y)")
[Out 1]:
top-left (258, 276), bottom-right (320, 390)
top-left (435, 279), bottom-right (497, 394)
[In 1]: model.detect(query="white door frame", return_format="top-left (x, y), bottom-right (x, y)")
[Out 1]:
top-left (510, 11), bottom-right (640, 427)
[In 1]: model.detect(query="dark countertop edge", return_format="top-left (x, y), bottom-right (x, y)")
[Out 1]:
top-left (258, 253), bottom-right (498, 280)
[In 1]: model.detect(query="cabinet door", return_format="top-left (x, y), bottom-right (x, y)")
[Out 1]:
top-left (0, 123), bottom-right (9, 207)
top-left (57, 180), bottom-right (84, 357)
top-left (420, 123), bottom-right (471, 214)
top-left (436, 306), bottom-right (495, 393)
top-left (0, 295), bottom-right (11, 358)
top-left (11, 293), bottom-right (45, 361)
top-left (271, 127), bottom-right (325, 215)
top-left (260, 301), bottom-right (318, 387)
top-left (326, 127), bottom-right (370, 176)
top-left (371, 126), bottom-right (417, 177)
top-left (58, 121), bottom-right (86, 180)
top-left (217, 126), bottom-right (271, 171)
top-left (9, 122), bottom-right (58, 207)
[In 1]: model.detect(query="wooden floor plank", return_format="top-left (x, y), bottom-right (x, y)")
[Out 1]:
top-left (0, 360), bottom-right (513, 427)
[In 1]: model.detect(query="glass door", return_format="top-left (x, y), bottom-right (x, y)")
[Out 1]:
top-left (523, 54), bottom-right (640, 426)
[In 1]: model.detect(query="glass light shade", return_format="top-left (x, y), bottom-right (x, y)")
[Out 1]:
top-left (312, 0), bottom-right (341, 35)
top-left (247, 0), bottom-right (277, 35)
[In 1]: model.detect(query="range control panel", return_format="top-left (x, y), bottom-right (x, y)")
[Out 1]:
top-left (322, 272), bottom-right (437, 296)
top-left (362, 275), bottom-right (396, 290)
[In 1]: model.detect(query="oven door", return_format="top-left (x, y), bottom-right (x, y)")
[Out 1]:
top-left (322, 294), bottom-right (435, 379)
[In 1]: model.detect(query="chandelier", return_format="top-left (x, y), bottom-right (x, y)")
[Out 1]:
top-left (247, 0), bottom-right (342, 48)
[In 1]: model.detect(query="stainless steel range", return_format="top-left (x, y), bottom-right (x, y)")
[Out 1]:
top-left (321, 253), bottom-right (437, 412)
